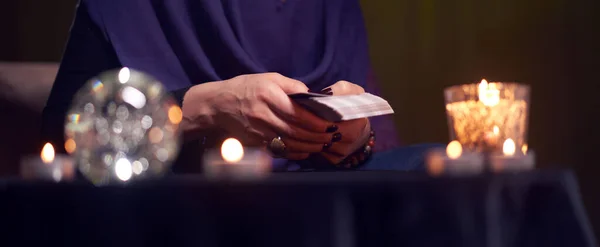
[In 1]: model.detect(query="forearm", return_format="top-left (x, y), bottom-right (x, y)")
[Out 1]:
top-left (176, 82), bottom-right (224, 143)
top-left (171, 82), bottom-right (229, 173)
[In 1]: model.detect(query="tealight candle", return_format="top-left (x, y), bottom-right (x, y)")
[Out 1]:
top-left (444, 79), bottom-right (530, 154)
top-left (20, 143), bottom-right (75, 182)
top-left (489, 139), bottom-right (535, 172)
top-left (426, 141), bottom-right (484, 176)
top-left (203, 138), bottom-right (272, 180)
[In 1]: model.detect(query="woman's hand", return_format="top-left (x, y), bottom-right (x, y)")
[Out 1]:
top-left (319, 81), bottom-right (371, 164)
top-left (181, 73), bottom-right (337, 160)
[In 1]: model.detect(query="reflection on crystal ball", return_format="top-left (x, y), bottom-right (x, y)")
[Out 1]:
top-left (64, 68), bottom-right (182, 185)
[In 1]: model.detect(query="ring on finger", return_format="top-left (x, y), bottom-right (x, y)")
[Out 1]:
top-left (267, 136), bottom-right (287, 158)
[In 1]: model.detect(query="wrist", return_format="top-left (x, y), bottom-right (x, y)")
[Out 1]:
top-left (339, 129), bottom-right (375, 169)
top-left (359, 118), bottom-right (372, 145)
top-left (180, 82), bottom-right (222, 142)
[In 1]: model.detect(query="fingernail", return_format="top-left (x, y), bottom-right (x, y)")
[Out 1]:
top-left (322, 143), bottom-right (332, 151)
top-left (332, 133), bottom-right (342, 142)
top-left (326, 125), bottom-right (338, 133)
top-left (321, 88), bottom-right (332, 95)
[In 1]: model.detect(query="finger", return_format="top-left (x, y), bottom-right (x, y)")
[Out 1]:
top-left (231, 119), bottom-right (278, 147)
top-left (322, 142), bottom-right (353, 157)
top-left (268, 73), bottom-right (309, 94)
top-left (330, 118), bottom-right (369, 144)
top-left (320, 152), bottom-right (344, 165)
top-left (327, 80), bottom-right (365, 96)
top-left (282, 102), bottom-right (334, 133)
top-left (281, 136), bottom-right (328, 153)
top-left (255, 106), bottom-right (333, 144)
top-left (286, 152), bottom-right (310, 160)
top-left (263, 89), bottom-right (334, 133)
top-left (258, 76), bottom-right (334, 133)
top-left (274, 119), bottom-right (333, 144)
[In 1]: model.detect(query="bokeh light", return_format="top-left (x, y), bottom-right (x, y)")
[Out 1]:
top-left (65, 68), bottom-right (181, 185)
top-left (64, 138), bottom-right (76, 154)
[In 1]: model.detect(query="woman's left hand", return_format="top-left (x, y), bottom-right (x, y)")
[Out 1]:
top-left (319, 81), bottom-right (371, 164)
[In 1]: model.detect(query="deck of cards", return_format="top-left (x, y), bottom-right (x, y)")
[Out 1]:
top-left (289, 92), bottom-right (394, 121)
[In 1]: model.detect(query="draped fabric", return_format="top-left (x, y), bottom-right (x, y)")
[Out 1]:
top-left (82, 0), bottom-right (369, 91)
top-left (42, 0), bottom-right (399, 170)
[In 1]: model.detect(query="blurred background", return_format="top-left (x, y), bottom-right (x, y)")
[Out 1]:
top-left (0, 0), bottom-right (598, 238)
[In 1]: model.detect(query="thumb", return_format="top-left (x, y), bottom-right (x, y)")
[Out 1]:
top-left (327, 80), bottom-right (365, 96)
top-left (270, 74), bottom-right (309, 94)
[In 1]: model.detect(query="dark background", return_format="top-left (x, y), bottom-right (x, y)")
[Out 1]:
top-left (1, 0), bottom-right (599, 238)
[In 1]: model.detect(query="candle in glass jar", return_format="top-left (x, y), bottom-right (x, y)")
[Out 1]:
top-left (20, 143), bottom-right (75, 182)
top-left (426, 141), bottom-right (484, 176)
top-left (203, 138), bottom-right (272, 180)
top-left (445, 79), bottom-right (530, 153)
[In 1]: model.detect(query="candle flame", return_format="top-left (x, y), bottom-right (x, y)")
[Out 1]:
top-left (503, 138), bottom-right (516, 156)
top-left (446, 140), bottom-right (463, 159)
top-left (478, 79), bottom-right (500, 107)
top-left (493, 125), bottom-right (499, 135)
top-left (522, 144), bottom-right (528, 154)
top-left (41, 143), bottom-right (55, 163)
top-left (221, 138), bottom-right (244, 163)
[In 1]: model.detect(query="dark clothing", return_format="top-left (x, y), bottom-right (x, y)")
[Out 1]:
top-left (42, 0), bottom-right (398, 170)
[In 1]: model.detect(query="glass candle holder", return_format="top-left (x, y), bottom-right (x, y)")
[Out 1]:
top-left (444, 80), bottom-right (530, 154)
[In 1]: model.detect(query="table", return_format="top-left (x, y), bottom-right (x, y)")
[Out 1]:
top-left (0, 170), bottom-right (596, 247)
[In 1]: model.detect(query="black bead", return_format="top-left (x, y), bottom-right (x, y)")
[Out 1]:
top-left (326, 125), bottom-right (338, 133)
top-left (332, 133), bottom-right (342, 142)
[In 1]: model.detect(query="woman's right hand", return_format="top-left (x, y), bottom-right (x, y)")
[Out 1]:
top-left (181, 73), bottom-right (337, 160)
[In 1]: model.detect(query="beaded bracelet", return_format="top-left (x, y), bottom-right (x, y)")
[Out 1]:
top-left (338, 130), bottom-right (375, 168)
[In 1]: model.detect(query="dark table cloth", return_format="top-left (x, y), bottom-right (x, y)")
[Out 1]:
top-left (0, 170), bottom-right (596, 247)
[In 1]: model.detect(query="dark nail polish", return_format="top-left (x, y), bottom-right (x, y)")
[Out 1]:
top-left (322, 143), bottom-right (332, 151)
top-left (326, 125), bottom-right (338, 133)
top-left (332, 132), bottom-right (342, 142)
top-left (321, 88), bottom-right (332, 95)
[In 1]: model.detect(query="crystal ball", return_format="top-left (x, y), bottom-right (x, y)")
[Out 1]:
top-left (64, 68), bottom-right (182, 185)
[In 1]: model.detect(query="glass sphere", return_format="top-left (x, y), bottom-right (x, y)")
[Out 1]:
top-left (64, 68), bottom-right (182, 185)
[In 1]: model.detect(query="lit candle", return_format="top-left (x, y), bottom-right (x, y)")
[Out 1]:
top-left (489, 138), bottom-right (535, 172)
top-left (20, 143), bottom-right (75, 182)
top-left (426, 140), bottom-right (484, 176)
top-left (203, 138), bottom-right (272, 180)
top-left (445, 79), bottom-right (530, 153)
